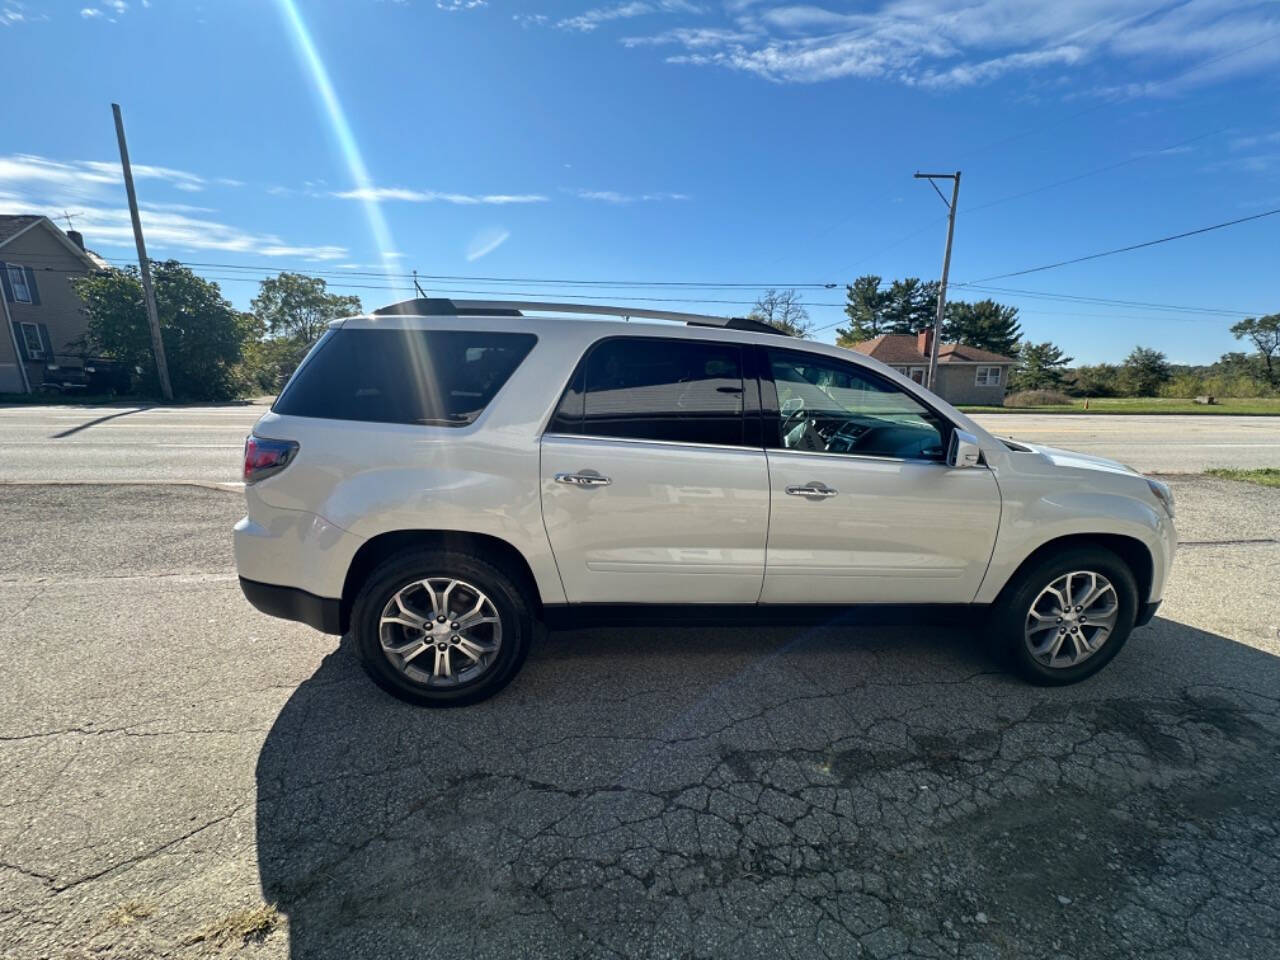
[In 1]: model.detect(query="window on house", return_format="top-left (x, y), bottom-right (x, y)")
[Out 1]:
top-left (20, 322), bottom-right (44, 360)
top-left (975, 366), bottom-right (1002, 386)
top-left (910, 367), bottom-right (926, 384)
top-left (7, 265), bottom-right (32, 304)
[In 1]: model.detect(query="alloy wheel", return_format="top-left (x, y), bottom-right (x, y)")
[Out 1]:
top-left (1024, 570), bottom-right (1120, 669)
top-left (379, 577), bottom-right (503, 686)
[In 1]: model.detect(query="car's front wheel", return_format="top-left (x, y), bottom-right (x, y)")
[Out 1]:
top-left (992, 546), bottom-right (1139, 685)
top-left (351, 549), bottom-right (533, 707)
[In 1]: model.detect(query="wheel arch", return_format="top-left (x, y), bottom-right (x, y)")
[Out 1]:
top-left (340, 530), bottom-right (543, 633)
top-left (989, 533), bottom-right (1154, 608)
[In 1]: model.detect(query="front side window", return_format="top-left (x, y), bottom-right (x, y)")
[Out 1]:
top-left (554, 337), bottom-right (746, 447)
top-left (766, 349), bottom-right (947, 460)
top-left (272, 329), bottom-right (536, 425)
top-left (975, 365), bottom-right (1001, 386)
top-left (8, 265), bottom-right (32, 304)
top-left (20, 322), bottom-right (44, 359)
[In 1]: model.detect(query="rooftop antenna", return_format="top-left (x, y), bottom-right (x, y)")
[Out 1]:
top-left (412, 269), bottom-right (427, 299)
top-left (59, 210), bottom-right (85, 231)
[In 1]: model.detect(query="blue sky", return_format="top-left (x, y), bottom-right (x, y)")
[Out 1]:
top-left (2, 0), bottom-right (1278, 364)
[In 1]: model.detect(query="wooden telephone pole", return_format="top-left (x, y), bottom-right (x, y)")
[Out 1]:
top-left (112, 103), bottom-right (174, 401)
top-left (914, 171), bottom-right (961, 392)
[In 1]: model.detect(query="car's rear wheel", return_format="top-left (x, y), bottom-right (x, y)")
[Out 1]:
top-left (992, 546), bottom-right (1139, 685)
top-left (351, 550), bottom-right (533, 707)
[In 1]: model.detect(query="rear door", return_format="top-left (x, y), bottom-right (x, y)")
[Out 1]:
top-left (540, 336), bottom-right (770, 604)
top-left (759, 346), bottom-right (1001, 605)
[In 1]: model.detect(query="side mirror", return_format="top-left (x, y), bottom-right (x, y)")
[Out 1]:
top-left (948, 430), bottom-right (983, 469)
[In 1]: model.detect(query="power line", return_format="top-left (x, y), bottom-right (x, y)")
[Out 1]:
top-left (961, 126), bottom-right (1229, 216)
top-left (950, 28), bottom-right (1280, 166)
top-left (23, 256), bottom-right (1265, 318)
top-left (958, 283), bottom-right (1262, 317)
top-left (10, 250), bottom-right (844, 290)
top-left (966, 206), bottom-right (1280, 283)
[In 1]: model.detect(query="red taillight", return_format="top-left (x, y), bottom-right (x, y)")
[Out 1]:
top-left (243, 435), bottom-right (299, 484)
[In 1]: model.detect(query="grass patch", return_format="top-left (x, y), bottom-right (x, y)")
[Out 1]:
top-left (188, 903), bottom-right (280, 947)
top-left (960, 397), bottom-right (1280, 415)
top-left (104, 900), bottom-right (154, 928)
top-left (1206, 468), bottom-right (1280, 489)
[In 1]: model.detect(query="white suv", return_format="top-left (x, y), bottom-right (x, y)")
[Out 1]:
top-left (234, 299), bottom-right (1176, 706)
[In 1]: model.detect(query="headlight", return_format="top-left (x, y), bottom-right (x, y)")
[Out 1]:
top-left (1147, 478), bottom-right (1175, 518)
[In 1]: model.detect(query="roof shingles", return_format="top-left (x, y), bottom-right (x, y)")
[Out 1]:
top-left (850, 333), bottom-right (1014, 365)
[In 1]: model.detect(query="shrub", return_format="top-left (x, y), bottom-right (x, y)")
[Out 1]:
top-left (1004, 389), bottom-right (1073, 407)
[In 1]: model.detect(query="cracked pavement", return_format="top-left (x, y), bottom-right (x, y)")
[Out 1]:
top-left (1, 476), bottom-right (1278, 958)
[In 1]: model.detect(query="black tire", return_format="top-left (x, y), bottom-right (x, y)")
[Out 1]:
top-left (351, 549), bottom-right (533, 707)
top-left (990, 545), bottom-right (1139, 686)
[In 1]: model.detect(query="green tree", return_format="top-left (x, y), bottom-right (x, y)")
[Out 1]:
top-left (749, 288), bottom-right (812, 338)
top-left (882, 277), bottom-right (939, 335)
top-left (836, 275), bottom-right (888, 345)
top-left (943, 299), bottom-right (1022, 357)
top-left (1120, 346), bottom-right (1172, 397)
top-left (1229, 314), bottom-right (1280, 387)
top-left (1011, 340), bottom-right (1073, 390)
top-left (251, 272), bottom-right (362, 344)
top-left (1068, 363), bottom-right (1121, 397)
top-left (72, 261), bottom-right (253, 401)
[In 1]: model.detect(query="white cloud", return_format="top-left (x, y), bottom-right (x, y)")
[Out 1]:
top-left (81, 0), bottom-right (131, 21)
top-left (615, 0), bottom-right (1280, 89)
top-left (333, 186), bottom-right (548, 204)
top-left (80, 159), bottom-right (208, 192)
top-left (554, 0), bottom-right (701, 32)
top-left (0, 153), bottom-right (348, 261)
top-left (1, 2), bottom-right (46, 25)
top-left (568, 188), bottom-right (690, 203)
top-left (436, 0), bottom-right (486, 9)
top-left (466, 227), bottom-right (510, 261)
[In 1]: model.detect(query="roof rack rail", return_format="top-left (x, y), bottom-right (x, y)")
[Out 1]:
top-left (371, 297), bottom-right (788, 336)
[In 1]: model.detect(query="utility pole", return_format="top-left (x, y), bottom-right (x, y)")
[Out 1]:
top-left (112, 103), bottom-right (174, 401)
top-left (913, 170), bottom-right (961, 392)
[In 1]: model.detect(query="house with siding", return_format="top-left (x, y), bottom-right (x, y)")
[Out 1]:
top-left (1, 215), bottom-right (105, 394)
top-left (849, 330), bottom-right (1016, 406)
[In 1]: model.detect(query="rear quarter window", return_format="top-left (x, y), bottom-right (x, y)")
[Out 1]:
top-left (273, 329), bottom-right (537, 426)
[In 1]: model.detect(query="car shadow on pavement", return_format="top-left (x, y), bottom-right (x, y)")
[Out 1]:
top-left (256, 616), bottom-right (1280, 960)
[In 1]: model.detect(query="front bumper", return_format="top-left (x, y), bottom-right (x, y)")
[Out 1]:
top-left (240, 577), bottom-right (343, 634)
top-left (1135, 599), bottom-right (1162, 627)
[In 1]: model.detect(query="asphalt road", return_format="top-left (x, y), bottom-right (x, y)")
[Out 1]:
top-left (1, 404), bottom-right (1279, 483)
top-left (2, 473), bottom-right (1279, 958)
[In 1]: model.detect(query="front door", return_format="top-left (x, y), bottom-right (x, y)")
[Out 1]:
top-left (540, 336), bottom-right (769, 604)
top-left (760, 347), bottom-right (1001, 605)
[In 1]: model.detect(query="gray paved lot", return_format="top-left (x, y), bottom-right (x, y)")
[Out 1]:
top-left (1, 474), bottom-right (1279, 959)
top-left (1, 404), bottom-right (1279, 483)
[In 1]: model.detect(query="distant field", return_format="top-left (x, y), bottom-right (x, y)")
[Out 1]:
top-left (959, 397), bottom-right (1280, 415)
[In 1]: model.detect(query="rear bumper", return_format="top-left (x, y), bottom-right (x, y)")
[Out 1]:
top-left (240, 577), bottom-right (344, 634)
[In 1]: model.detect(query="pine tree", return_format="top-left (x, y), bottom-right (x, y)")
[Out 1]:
top-left (882, 278), bottom-right (938, 334)
top-left (943, 299), bottom-right (1022, 357)
top-left (1011, 341), bottom-right (1072, 390)
top-left (835, 275), bottom-right (887, 346)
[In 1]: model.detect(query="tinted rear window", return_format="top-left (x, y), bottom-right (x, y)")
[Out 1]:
top-left (551, 336), bottom-right (745, 447)
top-left (273, 329), bottom-right (536, 426)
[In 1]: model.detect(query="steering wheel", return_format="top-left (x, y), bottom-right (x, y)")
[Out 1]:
top-left (780, 401), bottom-right (807, 439)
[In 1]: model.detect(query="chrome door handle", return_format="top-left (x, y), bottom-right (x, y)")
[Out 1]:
top-left (785, 482), bottom-right (837, 499)
top-left (555, 471), bottom-right (612, 487)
